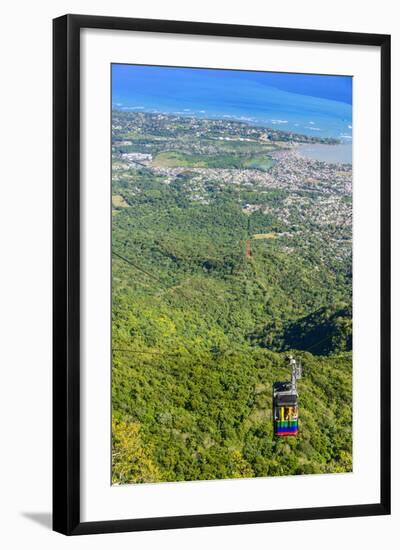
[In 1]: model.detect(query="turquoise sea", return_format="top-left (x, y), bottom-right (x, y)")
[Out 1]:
top-left (112, 65), bottom-right (352, 141)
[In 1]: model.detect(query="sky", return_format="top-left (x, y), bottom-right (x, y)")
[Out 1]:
top-left (112, 64), bottom-right (352, 140)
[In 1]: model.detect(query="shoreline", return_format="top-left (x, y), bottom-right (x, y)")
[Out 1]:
top-left (112, 108), bottom-right (342, 145)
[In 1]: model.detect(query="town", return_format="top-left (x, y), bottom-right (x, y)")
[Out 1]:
top-left (112, 110), bottom-right (352, 270)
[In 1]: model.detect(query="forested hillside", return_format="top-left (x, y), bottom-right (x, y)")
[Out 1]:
top-left (111, 111), bottom-right (352, 483)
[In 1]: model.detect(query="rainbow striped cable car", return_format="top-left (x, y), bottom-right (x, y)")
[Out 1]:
top-left (273, 356), bottom-right (301, 437)
top-left (273, 382), bottom-right (298, 436)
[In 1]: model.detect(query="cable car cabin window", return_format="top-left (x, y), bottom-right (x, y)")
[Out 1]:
top-left (274, 405), bottom-right (298, 420)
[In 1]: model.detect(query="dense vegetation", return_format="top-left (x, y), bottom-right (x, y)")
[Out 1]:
top-left (252, 304), bottom-right (352, 356)
top-left (111, 111), bottom-right (352, 484)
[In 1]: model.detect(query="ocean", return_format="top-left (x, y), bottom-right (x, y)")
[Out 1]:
top-left (297, 143), bottom-right (352, 164)
top-left (112, 65), bottom-right (352, 141)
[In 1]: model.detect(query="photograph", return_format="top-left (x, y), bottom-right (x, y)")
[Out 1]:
top-left (0, 1), bottom-right (393, 544)
top-left (111, 64), bottom-right (353, 484)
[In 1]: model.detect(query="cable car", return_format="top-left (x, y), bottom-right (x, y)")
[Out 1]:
top-left (273, 356), bottom-right (302, 436)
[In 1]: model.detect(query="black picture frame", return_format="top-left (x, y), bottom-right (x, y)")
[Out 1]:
top-left (53, 14), bottom-right (391, 536)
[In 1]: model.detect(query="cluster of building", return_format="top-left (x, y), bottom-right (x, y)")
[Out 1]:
top-left (268, 194), bottom-right (352, 229)
top-left (121, 152), bottom-right (153, 166)
top-left (269, 149), bottom-right (352, 195)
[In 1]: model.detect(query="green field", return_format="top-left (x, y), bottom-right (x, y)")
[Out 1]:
top-left (152, 150), bottom-right (273, 170)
